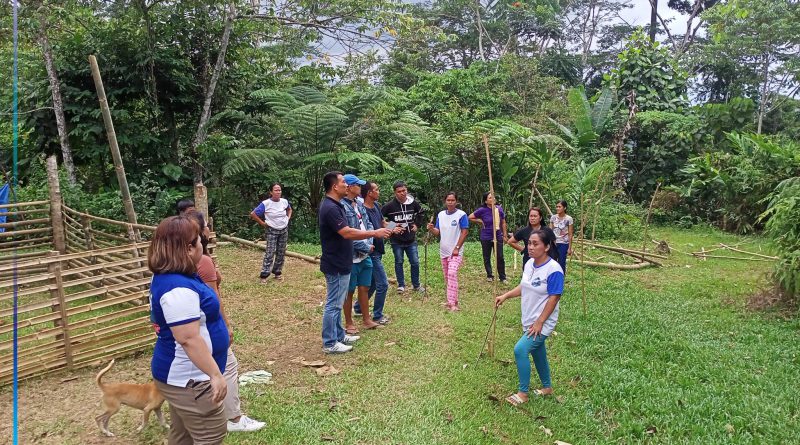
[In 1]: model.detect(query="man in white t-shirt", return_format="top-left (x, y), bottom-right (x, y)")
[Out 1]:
top-left (249, 183), bottom-right (292, 283)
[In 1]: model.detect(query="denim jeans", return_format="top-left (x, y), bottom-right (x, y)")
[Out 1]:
top-left (556, 243), bottom-right (569, 273)
top-left (355, 254), bottom-right (389, 320)
top-left (322, 273), bottom-right (350, 348)
top-left (391, 242), bottom-right (420, 288)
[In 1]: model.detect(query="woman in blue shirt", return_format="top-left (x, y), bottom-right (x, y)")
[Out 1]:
top-left (495, 229), bottom-right (564, 406)
top-left (149, 216), bottom-right (229, 443)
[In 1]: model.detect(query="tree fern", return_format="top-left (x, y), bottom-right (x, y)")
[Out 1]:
top-left (288, 86), bottom-right (327, 105)
top-left (285, 104), bottom-right (348, 157)
top-left (222, 149), bottom-right (283, 178)
top-left (250, 89), bottom-right (303, 117)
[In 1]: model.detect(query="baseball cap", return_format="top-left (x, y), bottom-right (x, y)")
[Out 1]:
top-left (343, 174), bottom-right (366, 186)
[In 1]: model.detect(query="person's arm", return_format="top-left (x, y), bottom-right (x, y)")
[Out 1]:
top-left (286, 205), bottom-right (293, 220)
top-left (412, 203), bottom-right (423, 232)
top-left (249, 211), bottom-right (266, 227)
top-left (171, 322), bottom-right (227, 402)
top-left (468, 210), bottom-right (484, 226)
top-left (567, 220), bottom-right (574, 255)
top-left (452, 228), bottom-right (469, 257)
top-left (161, 288), bottom-right (226, 402)
top-left (494, 284), bottom-right (522, 307)
top-left (338, 226), bottom-right (391, 240)
top-left (502, 219), bottom-right (509, 242)
top-left (427, 218), bottom-right (440, 237)
top-left (507, 235), bottom-right (523, 252)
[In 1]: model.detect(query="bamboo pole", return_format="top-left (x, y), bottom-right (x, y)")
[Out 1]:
top-left (62, 205), bottom-right (156, 232)
top-left (570, 259), bottom-right (655, 269)
top-left (218, 234), bottom-right (320, 263)
top-left (46, 252), bottom-right (73, 369)
top-left (0, 227), bottom-right (52, 238)
top-left (591, 174), bottom-right (609, 242)
top-left (718, 244), bottom-right (778, 260)
top-left (574, 239), bottom-right (667, 260)
top-left (692, 254), bottom-right (774, 262)
top-left (534, 186), bottom-right (554, 216)
top-left (578, 190), bottom-right (587, 317)
top-left (88, 55), bottom-right (140, 240)
top-left (0, 200), bottom-right (48, 210)
top-left (528, 166), bottom-right (540, 210)
top-left (482, 134), bottom-right (497, 358)
top-left (642, 182), bottom-right (660, 254)
top-left (0, 217), bottom-right (50, 229)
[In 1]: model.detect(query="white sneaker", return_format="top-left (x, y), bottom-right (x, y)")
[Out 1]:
top-left (343, 334), bottom-right (360, 344)
top-left (227, 415), bottom-right (265, 432)
top-left (323, 342), bottom-right (353, 354)
top-left (397, 286), bottom-right (406, 293)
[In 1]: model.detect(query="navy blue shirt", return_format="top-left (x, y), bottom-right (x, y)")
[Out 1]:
top-left (364, 202), bottom-right (385, 255)
top-left (319, 196), bottom-right (353, 275)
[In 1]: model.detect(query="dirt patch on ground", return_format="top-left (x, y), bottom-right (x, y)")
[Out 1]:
top-left (0, 247), bottom-right (329, 444)
top-left (745, 285), bottom-right (797, 316)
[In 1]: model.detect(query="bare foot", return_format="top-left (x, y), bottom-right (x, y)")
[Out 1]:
top-left (363, 321), bottom-right (382, 330)
top-left (449, 305), bottom-right (461, 312)
top-left (533, 388), bottom-right (554, 396)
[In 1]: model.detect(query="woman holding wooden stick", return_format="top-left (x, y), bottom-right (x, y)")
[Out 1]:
top-left (427, 192), bottom-right (469, 311)
top-left (469, 192), bottom-right (508, 283)
top-left (495, 229), bottom-right (564, 406)
top-left (507, 207), bottom-right (553, 269)
top-left (549, 200), bottom-right (574, 273)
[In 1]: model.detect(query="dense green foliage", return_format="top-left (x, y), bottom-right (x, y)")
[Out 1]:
top-left (1, 0), bottom-right (799, 296)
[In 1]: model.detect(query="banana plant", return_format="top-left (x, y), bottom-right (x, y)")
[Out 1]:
top-left (548, 85), bottom-right (616, 154)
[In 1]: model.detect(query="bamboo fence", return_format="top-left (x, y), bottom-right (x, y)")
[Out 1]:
top-left (0, 200), bottom-right (161, 384)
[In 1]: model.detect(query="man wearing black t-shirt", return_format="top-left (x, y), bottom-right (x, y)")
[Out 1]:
top-left (319, 172), bottom-right (391, 354)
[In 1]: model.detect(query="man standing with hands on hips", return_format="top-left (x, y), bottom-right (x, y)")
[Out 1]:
top-left (381, 181), bottom-right (425, 294)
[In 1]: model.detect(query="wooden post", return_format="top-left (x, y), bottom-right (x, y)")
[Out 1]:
top-left (47, 251), bottom-right (73, 369)
top-left (46, 155), bottom-right (66, 254)
top-left (88, 55), bottom-right (140, 241)
top-left (194, 183), bottom-right (209, 220)
top-left (79, 212), bottom-right (101, 287)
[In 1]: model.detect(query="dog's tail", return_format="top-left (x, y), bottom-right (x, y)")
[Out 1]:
top-left (95, 359), bottom-right (115, 389)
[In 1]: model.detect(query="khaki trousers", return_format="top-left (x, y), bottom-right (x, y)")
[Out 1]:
top-left (223, 348), bottom-right (242, 420)
top-left (155, 379), bottom-right (227, 445)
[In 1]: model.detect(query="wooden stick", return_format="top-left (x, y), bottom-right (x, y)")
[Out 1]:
top-left (642, 182), bottom-right (660, 254)
top-left (718, 244), bottom-right (778, 260)
top-left (534, 186), bottom-right (554, 216)
top-left (483, 134), bottom-right (498, 358)
top-left (0, 227), bottom-right (52, 238)
top-left (574, 239), bottom-right (667, 259)
top-left (0, 217), bottom-right (50, 229)
top-left (475, 305), bottom-right (499, 366)
top-left (570, 259), bottom-right (655, 269)
top-left (0, 208), bottom-right (49, 218)
top-left (528, 166), bottom-right (540, 210)
top-left (423, 213), bottom-right (435, 303)
top-left (591, 172), bottom-right (608, 242)
top-left (692, 254), bottom-right (774, 262)
top-left (218, 234), bottom-right (319, 263)
top-left (0, 200), bottom-right (48, 210)
top-left (578, 189), bottom-right (587, 317)
top-left (0, 236), bottom-right (51, 248)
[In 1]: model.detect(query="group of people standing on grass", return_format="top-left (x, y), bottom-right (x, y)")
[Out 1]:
top-left (142, 175), bottom-right (575, 444)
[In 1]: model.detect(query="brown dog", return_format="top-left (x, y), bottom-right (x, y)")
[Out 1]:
top-left (95, 359), bottom-right (168, 437)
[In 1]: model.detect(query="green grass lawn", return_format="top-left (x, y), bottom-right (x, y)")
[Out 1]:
top-left (216, 226), bottom-right (799, 445)
top-left (5, 225), bottom-right (797, 445)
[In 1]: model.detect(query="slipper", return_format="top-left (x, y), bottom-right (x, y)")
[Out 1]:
top-left (345, 328), bottom-right (360, 335)
top-left (506, 394), bottom-right (527, 407)
top-left (532, 389), bottom-right (552, 397)
top-left (364, 324), bottom-right (385, 330)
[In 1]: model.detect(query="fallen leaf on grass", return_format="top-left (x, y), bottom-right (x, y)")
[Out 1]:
top-left (479, 426), bottom-right (489, 435)
top-left (554, 441), bottom-right (572, 445)
top-left (499, 359), bottom-right (514, 366)
top-left (539, 425), bottom-right (553, 437)
top-left (301, 360), bottom-right (326, 367)
top-left (535, 415), bottom-right (548, 421)
top-left (290, 356), bottom-right (305, 364)
top-left (645, 426), bottom-right (657, 435)
top-left (346, 417), bottom-right (360, 422)
top-left (265, 360), bottom-right (276, 366)
top-left (328, 398), bottom-right (339, 411)
top-left (462, 364), bottom-right (468, 370)
top-left (487, 394), bottom-right (500, 403)
top-left (316, 365), bottom-right (340, 377)
top-left (725, 424), bottom-right (735, 434)
top-left (443, 411), bottom-right (454, 423)
top-left (568, 375), bottom-right (582, 388)
top-left (60, 377), bottom-right (78, 383)
top-left (556, 395), bottom-right (566, 404)
top-left (321, 434), bottom-right (335, 441)
top-left (384, 341), bottom-right (397, 347)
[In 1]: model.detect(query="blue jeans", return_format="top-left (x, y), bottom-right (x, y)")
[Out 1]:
top-left (355, 254), bottom-right (389, 320)
top-left (556, 243), bottom-right (569, 273)
top-left (391, 242), bottom-right (420, 288)
top-left (514, 332), bottom-right (551, 393)
top-left (322, 273), bottom-right (350, 348)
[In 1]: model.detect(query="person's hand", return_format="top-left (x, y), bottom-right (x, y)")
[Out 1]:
top-left (568, 248), bottom-right (574, 256)
top-left (228, 328), bottom-right (234, 347)
top-left (451, 246), bottom-right (460, 257)
top-left (370, 245), bottom-right (375, 252)
top-left (411, 224), bottom-right (418, 233)
top-left (426, 222), bottom-right (434, 230)
top-left (495, 294), bottom-right (506, 308)
top-left (527, 321), bottom-right (544, 339)
top-left (392, 226), bottom-right (404, 235)
top-left (376, 227), bottom-right (393, 239)
top-left (503, 235), bottom-right (509, 244)
top-left (209, 374), bottom-right (228, 404)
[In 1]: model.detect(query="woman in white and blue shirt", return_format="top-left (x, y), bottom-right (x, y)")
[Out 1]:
top-left (495, 229), bottom-right (564, 406)
top-left (149, 216), bottom-right (229, 443)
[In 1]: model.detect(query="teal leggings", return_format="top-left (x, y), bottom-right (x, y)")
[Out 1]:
top-left (514, 333), bottom-right (551, 393)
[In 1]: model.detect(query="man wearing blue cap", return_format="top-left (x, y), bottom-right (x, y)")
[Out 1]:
top-left (341, 174), bottom-right (383, 332)
top-left (319, 172), bottom-right (392, 354)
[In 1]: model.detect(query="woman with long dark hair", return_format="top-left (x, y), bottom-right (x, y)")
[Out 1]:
top-left (427, 192), bottom-right (469, 311)
top-left (495, 229), bottom-right (564, 406)
top-left (469, 192), bottom-right (508, 283)
top-left (507, 207), bottom-right (553, 268)
top-left (549, 200), bottom-right (574, 273)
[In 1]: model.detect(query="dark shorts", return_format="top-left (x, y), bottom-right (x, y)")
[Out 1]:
top-left (349, 256), bottom-right (373, 291)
